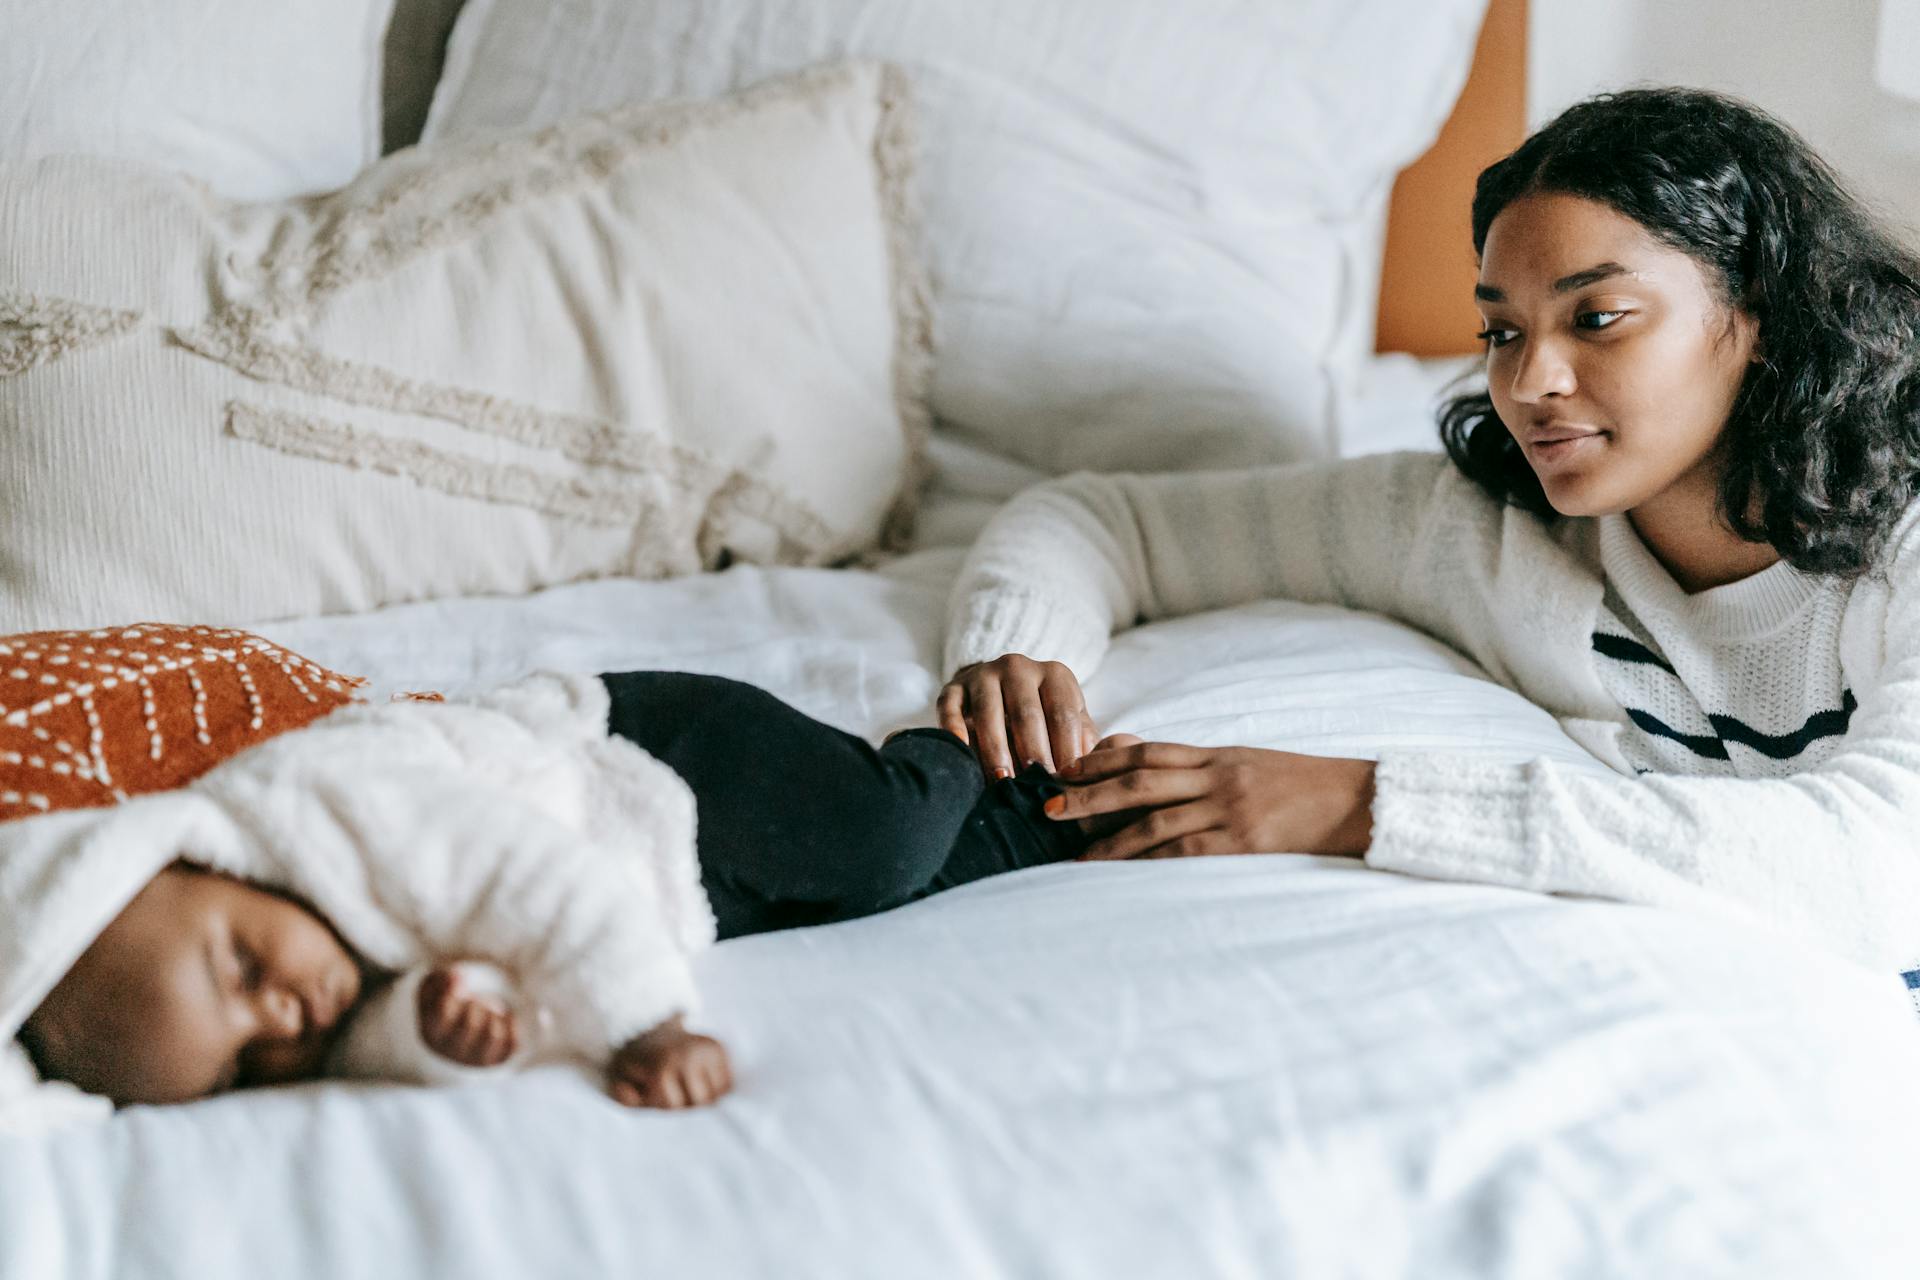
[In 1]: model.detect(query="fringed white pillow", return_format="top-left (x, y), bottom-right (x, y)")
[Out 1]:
top-left (0, 61), bottom-right (931, 632)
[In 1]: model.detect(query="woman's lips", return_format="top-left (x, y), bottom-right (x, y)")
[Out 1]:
top-left (1526, 432), bottom-right (1604, 468)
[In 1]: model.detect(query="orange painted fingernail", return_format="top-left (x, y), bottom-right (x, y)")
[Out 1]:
top-left (1043, 795), bottom-right (1065, 817)
top-left (993, 766), bottom-right (1012, 781)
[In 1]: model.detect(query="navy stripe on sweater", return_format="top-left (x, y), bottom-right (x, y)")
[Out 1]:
top-left (1616, 683), bottom-right (1857, 762)
top-left (1591, 631), bottom-right (1677, 676)
top-left (1708, 690), bottom-right (1857, 760)
top-left (1624, 708), bottom-right (1730, 760)
top-left (1597, 633), bottom-right (1857, 763)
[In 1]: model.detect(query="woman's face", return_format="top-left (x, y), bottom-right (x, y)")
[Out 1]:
top-left (24, 863), bottom-right (364, 1104)
top-left (1475, 192), bottom-right (1759, 519)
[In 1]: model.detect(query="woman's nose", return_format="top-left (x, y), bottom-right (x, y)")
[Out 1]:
top-left (1507, 336), bottom-right (1577, 403)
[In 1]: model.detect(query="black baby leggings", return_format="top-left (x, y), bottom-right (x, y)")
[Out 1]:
top-left (600, 671), bottom-right (1089, 941)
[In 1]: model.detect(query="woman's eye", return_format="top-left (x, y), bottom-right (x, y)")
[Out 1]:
top-left (1576, 310), bottom-right (1625, 330)
top-left (1475, 326), bottom-right (1518, 349)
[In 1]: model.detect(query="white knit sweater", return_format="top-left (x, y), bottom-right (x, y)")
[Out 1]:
top-left (945, 451), bottom-right (1920, 975)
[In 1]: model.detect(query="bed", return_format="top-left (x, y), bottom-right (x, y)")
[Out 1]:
top-left (4, 2), bottom-right (1920, 1276)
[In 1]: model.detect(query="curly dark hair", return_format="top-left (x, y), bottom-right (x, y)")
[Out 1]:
top-left (1440, 87), bottom-right (1920, 576)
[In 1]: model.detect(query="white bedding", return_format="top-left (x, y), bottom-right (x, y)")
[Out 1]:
top-left (5, 433), bottom-right (1920, 1277)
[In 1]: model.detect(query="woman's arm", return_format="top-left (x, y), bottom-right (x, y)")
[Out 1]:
top-left (1367, 727), bottom-right (1920, 972)
top-left (943, 451), bottom-right (1453, 680)
top-left (1049, 708), bottom-right (1920, 972)
top-left (1045, 528), bottom-right (1920, 972)
top-left (1363, 544), bottom-right (1920, 970)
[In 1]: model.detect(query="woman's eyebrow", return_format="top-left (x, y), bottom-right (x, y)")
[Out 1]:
top-left (1551, 261), bottom-right (1632, 293)
top-left (1474, 261), bottom-right (1635, 304)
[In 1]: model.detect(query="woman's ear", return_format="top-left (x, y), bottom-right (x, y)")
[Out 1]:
top-left (1729, 306), bottom-right (1763, 363)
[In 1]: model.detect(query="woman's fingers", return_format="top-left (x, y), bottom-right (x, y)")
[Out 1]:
top-left (1007, 700), bottom-right (1057, 775)
top-left (995, 658), bottom-right (1063, 775)
top-left (1077, 801), bottom-right (1222, 861)
top-left (943, 655), bottom-right (1093, 780)
top-left (966, 671), bottom-right (1015, 779)
top-left (1047, 764), bottom-right (1212, 820)
top-left (1040, 664), bottom-right (1095, 772)
top-left (1062, 740), bottom-right (1208, 781)
top-left (936, 682), bottom-right (971, 743)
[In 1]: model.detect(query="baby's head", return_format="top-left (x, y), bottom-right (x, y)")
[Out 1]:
top-left (19, 862), bottom-right (365, 1105)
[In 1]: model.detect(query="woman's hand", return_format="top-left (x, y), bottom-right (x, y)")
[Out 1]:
top-left (1043, 740), bottom-right (1377, 861)
top-left (608, 1014), bottom-right (733, 1109)
top-left (938, 653), bottom-right (1097, 779)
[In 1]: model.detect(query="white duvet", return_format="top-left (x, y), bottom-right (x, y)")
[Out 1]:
top-left (4, 435), bottom-right (1919, 1278)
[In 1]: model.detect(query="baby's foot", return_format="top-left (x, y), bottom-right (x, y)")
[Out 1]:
top-left (418, 966), bottom-right (520, 1067)
top-left (608, 1014), bottom-right (732, 1109)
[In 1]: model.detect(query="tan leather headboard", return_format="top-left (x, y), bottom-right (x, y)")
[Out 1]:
top-left (1375, 0), bottom-right (1528, 357)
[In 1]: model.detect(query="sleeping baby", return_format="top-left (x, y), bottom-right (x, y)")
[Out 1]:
top-left (2, 662), bottom-right (1089, 1124)
top-left (18, 862), bottom-right (727, 1109)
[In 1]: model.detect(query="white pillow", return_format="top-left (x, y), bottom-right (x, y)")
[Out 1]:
top-left (0, 62), bottom-right (930, 631)
top-left (423, 0), bottom-right (1486, 475)
top-left (0, 0), bottom-right (394, 201)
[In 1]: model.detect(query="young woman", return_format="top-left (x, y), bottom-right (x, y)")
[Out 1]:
top-left (938, 88), bottom-right (1920, 973)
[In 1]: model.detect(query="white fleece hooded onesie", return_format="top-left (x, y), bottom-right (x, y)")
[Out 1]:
top-left (0, 672), bottom-right (714, 1133)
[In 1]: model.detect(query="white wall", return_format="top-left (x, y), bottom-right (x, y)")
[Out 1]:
top-left (1530, 0), bottom-right (1920, 248)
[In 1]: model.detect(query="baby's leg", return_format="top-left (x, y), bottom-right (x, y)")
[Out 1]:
top-left (602, 672), bottom-right (1078, 939)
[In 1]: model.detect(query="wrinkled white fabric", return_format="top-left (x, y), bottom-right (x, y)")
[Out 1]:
top-left (8, 432), bottom-right (1916, 1277)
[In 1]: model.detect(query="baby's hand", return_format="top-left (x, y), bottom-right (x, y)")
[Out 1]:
top-left (608, 1014), bottom-right (732, 1109)
top-left (417, 966), bottom-right (520, 1068)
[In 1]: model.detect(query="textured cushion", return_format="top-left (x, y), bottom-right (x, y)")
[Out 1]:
top-left (424, 0), bottom-right (1486, 475)
top-left (0, 625), bottom-right (362, 824)
top-left (0, 0), bottom-right (394, 201)
top-left (0, 62), bottom-right (930, 631)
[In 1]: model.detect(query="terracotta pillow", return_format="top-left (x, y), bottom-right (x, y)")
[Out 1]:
top-left (0, 624), bottom-right (364, 823)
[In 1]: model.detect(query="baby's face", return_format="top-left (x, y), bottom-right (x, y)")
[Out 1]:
top-left (23, 863), bottom-right (364, 1104)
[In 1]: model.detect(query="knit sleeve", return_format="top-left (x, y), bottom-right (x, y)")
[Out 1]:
top-left (943, 451), bottom-right (1452, 680)
top-left (1366, 535), bottom-right (1920, 973)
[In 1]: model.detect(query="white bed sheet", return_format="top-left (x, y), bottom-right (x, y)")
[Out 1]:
top-left (5, 435), bottom-right (1920, 1278)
